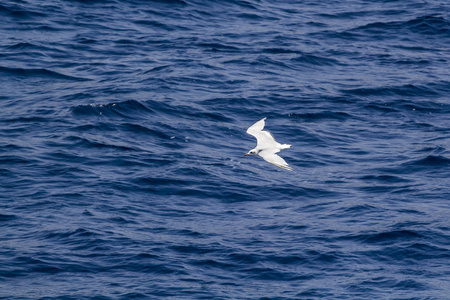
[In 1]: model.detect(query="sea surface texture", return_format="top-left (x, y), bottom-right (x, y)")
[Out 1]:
top-left (1, 0), bottom-right (450, 299)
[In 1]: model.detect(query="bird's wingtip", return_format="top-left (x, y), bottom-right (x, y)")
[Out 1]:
top-left (282, 165), bottom-right (293, 171)
top-left (269, 162), bottom-right (292, 171)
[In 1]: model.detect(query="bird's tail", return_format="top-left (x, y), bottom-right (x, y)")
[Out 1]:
top-left (281, 144), bottom-right (291, 149)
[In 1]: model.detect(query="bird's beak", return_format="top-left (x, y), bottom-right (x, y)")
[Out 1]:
top-left (244, 153), bottom-right (249, 156)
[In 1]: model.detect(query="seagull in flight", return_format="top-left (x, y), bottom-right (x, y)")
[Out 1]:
top-left (245, 117), bottom-right (292, 170)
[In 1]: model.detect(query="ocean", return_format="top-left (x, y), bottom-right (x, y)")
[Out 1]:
top-left (1, 0), bottom-right (450, 299)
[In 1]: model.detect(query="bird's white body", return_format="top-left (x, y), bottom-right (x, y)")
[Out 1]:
top-left (245, 117), bottom-right (292, 170)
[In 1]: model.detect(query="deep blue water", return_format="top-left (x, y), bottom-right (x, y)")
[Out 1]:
top-left (1, 0), bottom-right (450, 299)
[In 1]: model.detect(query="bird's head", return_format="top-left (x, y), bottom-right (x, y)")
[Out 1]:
top-left (244, 149), bottom-right (258, 156)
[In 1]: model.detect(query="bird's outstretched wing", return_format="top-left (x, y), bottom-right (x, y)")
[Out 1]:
top-left (246, 117), bottom-right (266, 135)
top-left (259, 150), bottom-right (292, 170)
top-left (246, 117), bottom-right (281, 149)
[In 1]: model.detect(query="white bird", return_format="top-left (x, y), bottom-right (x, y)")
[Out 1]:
top-left (245, 117), bottom-right (292, 170)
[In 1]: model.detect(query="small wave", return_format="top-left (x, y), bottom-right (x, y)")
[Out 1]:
top-left (0, 155), bottom-right (36, 166)
top-left (6, 41), bottom-right (65, 54)
top-left (0, 4), bottom-right (46, 19)
top-left (406, 15), bottom-right (450, 35)
top-left (289, 111), bottom-right (352, 121)
top-left (0, 214), bottom-right (17, 222)
top-left (0, 66), bottom-right (88, 81)
top-left (44, 228), bottom-right (100, 241)
top-left (365, 242), bottom-right (450, 264)
top-left (378, 155), bottom-right (450, 176)
top-left (7, 42), bottom-right (38, 50)
top-left (0, 4), bottom-right (12, 14)
top-left (291, 54), bottom-right (341, 66)
top-left (197, 42), bottom-right (240, 52)
top-left (364, 103), bottom-right (399, 113)
top-left (348, 277), bottom-right (429, 294)
top-left (148, 0), bottom-right (187, 4)
top-left (365, 99), bottom-right (450, 115)
top-left (415, 146), bottom-right (446, 155)
top-left (262, 47), bottom-right (301, 54)
top-left (352, 15), bottom-right (450, 37)
top-left (345, 230), bottom-right (423, 244)
top-left (10, 257), bottom-right (63, 276)
top-left (342, 84), bottom-right (439, 97)
top-left (64, 135), bottom-right (137, 151)
top-left (315, 14), bottom-right (449, 42)
top-left (407, 155), bottom-right (450, 167)
top-left (170, 244), bottom-right (218, 255)
top-left (143, 65), bottom-right (172, 74)
top-left (134, 19), bottom-right (180, 31)
top-left (72, 100), bottom-right (154, 118)
top-left (359, 174), bottom-right (410, 183)
top-left (120, 123), bottom-right (172, 139)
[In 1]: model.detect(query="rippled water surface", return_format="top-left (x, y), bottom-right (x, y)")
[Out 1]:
top-left (1, 0), bottom-right (450, 299)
